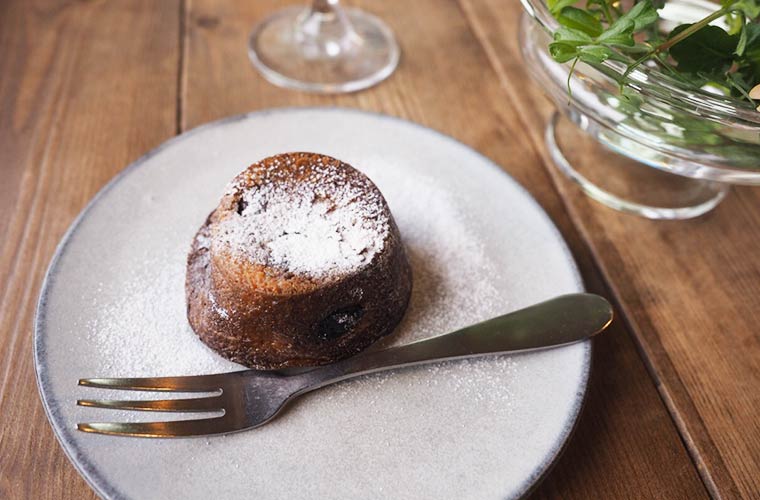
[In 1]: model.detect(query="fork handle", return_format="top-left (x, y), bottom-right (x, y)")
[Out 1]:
top-left (299, 293), bottom-right (612, 391)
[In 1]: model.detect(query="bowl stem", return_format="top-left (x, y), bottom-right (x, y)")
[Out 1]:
top-left (545, 111), bottom-right (730, 220)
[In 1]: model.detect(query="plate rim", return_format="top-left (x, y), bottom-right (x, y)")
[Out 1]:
top-left (33, 106), bottom-right (591, 500)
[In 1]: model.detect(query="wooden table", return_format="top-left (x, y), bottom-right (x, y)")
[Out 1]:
top-left (2, 1), bottom-right (759, 498)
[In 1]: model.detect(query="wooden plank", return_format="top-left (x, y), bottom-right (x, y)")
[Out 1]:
top-left (0, 0), bottom-right (180, 498)
top-left (183, 0), bottom-right (706, 497)
top-left (459, 0), bottom-right (760, 497)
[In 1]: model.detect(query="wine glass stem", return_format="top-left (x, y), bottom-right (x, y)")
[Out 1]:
top-left (312, 0), bottom-right (340, 13)
top-left (296, 0), bottom-right (357, 55)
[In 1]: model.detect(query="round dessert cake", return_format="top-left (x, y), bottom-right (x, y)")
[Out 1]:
top-left (186, 152), bottom-right (413, 369)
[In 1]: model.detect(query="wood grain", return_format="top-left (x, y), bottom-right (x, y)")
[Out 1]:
top-left (183, 0), bottom-right (706, 497)
top-left (0, 0), bottom-right (730, 498)
top-left (0, 0), bottom-right (180, 498)
top-left (460, 0), bottom-right (760, 497)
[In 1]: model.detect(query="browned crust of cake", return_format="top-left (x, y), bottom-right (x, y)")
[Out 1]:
top-left (185, 153), bottom-right (412, 369)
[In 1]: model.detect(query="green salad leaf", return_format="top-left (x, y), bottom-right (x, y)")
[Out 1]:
top-left (547, 0), bottom-right (760, 109)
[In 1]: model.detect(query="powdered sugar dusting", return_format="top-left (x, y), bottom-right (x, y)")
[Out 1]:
top-left (377, 173), bottom-right (503, 346)
top-left (339, 170), bottom-right (514, 410)
top-left (215, 155), bottom-right (390, 280)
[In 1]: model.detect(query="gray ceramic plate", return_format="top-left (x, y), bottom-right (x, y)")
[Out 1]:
top-left (35, 107), bottom-right (590, 500)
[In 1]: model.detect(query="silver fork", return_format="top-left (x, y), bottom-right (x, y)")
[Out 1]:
top-left (77, 293), bottom-right (612, 438)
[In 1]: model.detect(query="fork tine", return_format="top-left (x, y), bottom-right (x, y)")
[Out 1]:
top-left (77, 395), bottom-right (223, 413)
top-left (77, 417), bottom-right (233, 438)
top-left (78, 375), bottom-right (225, 392)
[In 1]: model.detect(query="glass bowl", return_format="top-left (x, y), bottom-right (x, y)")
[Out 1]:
top-left (519, 0), bottom-right (760, 219)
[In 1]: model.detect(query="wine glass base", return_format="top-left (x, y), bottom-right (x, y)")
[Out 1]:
top-left (248, 6), bottom-right (399, 94)
top-left (546, 112), bottom-right (729, 220)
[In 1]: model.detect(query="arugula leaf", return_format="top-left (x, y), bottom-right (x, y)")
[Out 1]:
top-left (557, 7), bottom-right (604, 37)
top-left (553, 26), bottom-right (595, 46)
top-left (737, 22), bottom-right (760, 56)
top-left (597, 19), bottom-right (636, 46)
top-left (548, 0), bottom-right (577, 16)
top-left (626, 0), bottom-right (659, 29)
top-left (726, 12), bottom-right (746, 36)
top-left (737, 21), bottom-right (749, 55)
top-left (731, 0), bottom-right (760, 18)
top-left (669, 24), bottom-right (739, 73)
top-left (727, 72), bottom-right (755, 101)
top-left (549, 43), bottom-right (580, 63)
top-left (598, 0), bottom-right (658, 46)
top-left (578, 45), bottom-right (614, 64)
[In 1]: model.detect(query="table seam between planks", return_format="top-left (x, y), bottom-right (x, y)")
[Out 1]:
top-left (178, 0), bottom-right (189, 134)
top-left (455, 0), bottom-right (731, 497)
